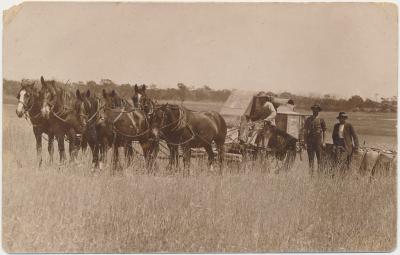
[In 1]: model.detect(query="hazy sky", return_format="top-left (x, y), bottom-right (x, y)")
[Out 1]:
top-left (3, 2), bottom-right (398, 98)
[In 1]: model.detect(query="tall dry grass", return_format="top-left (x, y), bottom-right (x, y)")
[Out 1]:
top-left (2, 105), bottom-right (396, 252)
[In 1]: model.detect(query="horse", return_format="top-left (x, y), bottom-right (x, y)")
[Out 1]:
top-left (150, 104), bottom-right (227, 175)
top-left (243, 121), bottom-right (298, 173)
top-left (98, 89), bottom-right (157, 172)
top-left (39, 76), bottom-right (88, 162)
top-left (16, 80), bottom-right (55, 166)
top-left (77, 90), bottom-right (103, 168)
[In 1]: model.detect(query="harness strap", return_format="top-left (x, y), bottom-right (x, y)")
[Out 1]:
top-left (113, 111), bottom-right (124, 124)
top-left (113, 126), bottom-right (149, 139)
top-left (87, 100), bottom-right (104, 124)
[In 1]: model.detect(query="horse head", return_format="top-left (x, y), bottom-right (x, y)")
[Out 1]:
top-left (149, 104), bottom-right (179, 141)
top-left (39, 76), bottom-right (57, 119)
top-left (16, 81), bottom-right (37, 118)
top-left (75, 89), bottom-right (93, 130)
top-left (132, 84), bottom-right (155, 115)
top-left (102, 89), bottom-right (125, 108)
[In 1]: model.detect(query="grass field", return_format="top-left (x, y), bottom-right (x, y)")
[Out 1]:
top-left (2, 103), bottom-right (397, 252)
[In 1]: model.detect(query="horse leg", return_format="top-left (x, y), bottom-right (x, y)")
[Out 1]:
top-left (175, 146), bottom-right (180, 170)
top-left (167, 144), bottom-right (178, 172)
top-left (182, 146), bottom-right (191, 177)
top-left (48, 133), bottom-right (55, 164)
top-left (111, 143), bottom-right (118, 174)
top-left (204, 144), bottom-right (216, 173)
top-left (87, 130), bottom-right (98, 168)
top-left (56, 135), bottom-right (66, 163)
top-left (140, 141), bottom-right (156, 174)
top-left (33, 129), bottom-right (43, 167)
top-left (125, 142), bottom-right (133, 167)
top-left (101, 136), bottom-right (108, 165)
top-left (67, 128), bottom-right (78, 162)
top-left (216, 142), bottom-right (225, 175)
top-left (81, 133), bottom-right (88, 156)
top-left (112, 136), bottom-right (123, 173)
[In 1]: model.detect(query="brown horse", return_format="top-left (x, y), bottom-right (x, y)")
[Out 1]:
top-left (16, 81), bottom-right (55, 166)
top-left (150, 104), bottom-right (227, 175)
top-left (243, 122), bottom-right (298, 172)
top-left (39, 76), bottom-right (88, 162)
top-left (77, 90), bottom-right (103, 167)
top-left (98, 89), bottom-right (157, 172)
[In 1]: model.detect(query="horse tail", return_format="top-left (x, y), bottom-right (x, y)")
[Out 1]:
top-left (212, 112), bottom-right (227, 146)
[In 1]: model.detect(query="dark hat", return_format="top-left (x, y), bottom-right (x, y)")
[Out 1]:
top-left (337, 112), bottom-right (348, 119)
top-left (310, 103), bottom-right (322, 111)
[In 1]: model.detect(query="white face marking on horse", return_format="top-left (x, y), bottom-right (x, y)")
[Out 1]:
top-left (16, 89), bottom-right (26, 117)
top-left (41, 102), bottom-right (51, 119)
top-left (136, 93), bottom-right (142, 108)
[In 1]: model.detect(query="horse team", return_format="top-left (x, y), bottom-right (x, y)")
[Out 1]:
top-left (15, 76), bottom-right (227, 175)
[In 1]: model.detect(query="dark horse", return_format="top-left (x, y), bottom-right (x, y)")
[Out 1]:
top-left (98, 89), bottom-right (158, 172)
top-left (247, 122), bottom-right (298, 172)
top-left (77, 90), bottom-right (103, 167)
top-left (16, 81), bottom-right (55, 166)
top-left (39, 76), bottom-right (88, 162)
top-left (150, 104), bottom-right (227, 175)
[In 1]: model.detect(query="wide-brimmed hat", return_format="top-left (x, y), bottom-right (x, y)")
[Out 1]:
top-left (336, 112), bottom-right (348, 119)
top-left (310, 103), bottom-right (322, 111)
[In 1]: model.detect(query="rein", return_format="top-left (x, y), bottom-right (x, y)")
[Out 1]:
top-left (86, 99), bottom-right (103, 124)
top-left (158, 106), bottom-right (186, 131)
top-left (49, 103), bottom-right (72, 123)
top-left (20, 93), bottom-right (42, 125)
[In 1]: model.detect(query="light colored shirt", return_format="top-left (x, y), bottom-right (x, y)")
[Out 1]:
top-left (338, 124), bottom-right (344, 138)
top-left (277, 104), bottom-right (295, 113)
top-left (263, 101), bottom-right (276, 126)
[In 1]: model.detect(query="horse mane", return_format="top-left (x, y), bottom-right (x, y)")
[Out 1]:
top-left (50, 82), bottom-right (76, 109)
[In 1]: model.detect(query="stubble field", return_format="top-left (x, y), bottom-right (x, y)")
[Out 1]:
top-left (2, 103), bottom-right (397, 252)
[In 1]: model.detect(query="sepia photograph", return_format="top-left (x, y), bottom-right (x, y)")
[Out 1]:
top-left (2, 1), bottom-right (398, 253)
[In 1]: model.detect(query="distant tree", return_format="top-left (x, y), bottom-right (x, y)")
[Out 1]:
top-left (86, 80), bottom-right (97, 87)
top-left (279, 92), bottom-right (293, 98)
top-left (177, 83), bottom-right (189, 103)
top-left (100, 79), bottom-right (115, 86)
top-left (348, 95), bottom-right (364, 109)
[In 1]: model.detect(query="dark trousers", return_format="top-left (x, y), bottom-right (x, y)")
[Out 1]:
top-left (334, 138), bottom-right (352, 172)
top-left (306, 138), bottom-right (323, 173)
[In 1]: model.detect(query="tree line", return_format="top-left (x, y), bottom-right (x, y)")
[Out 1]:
top-left (4, 79), bottom-right (396, 112)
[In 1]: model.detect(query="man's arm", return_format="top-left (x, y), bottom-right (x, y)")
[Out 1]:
top-left (332, 124), bottom-right (338, 145)
top-left (303, 117), bottom-right (310, 145)
top-left (321, 118), bottom-right (327, 146)
top-left (349, 123), bottom-right (359, 149)
top-left (264, 102), bottom-right (276, 122)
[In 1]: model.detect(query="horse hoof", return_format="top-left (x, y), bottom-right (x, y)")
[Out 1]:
top-left (209, 165), bottom-right (215, 172)
top-left (99, 162), bottom-right (105, 170)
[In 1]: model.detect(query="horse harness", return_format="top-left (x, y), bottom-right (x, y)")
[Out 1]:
top-left (105, 106), bottom-right (151, 139)
top-left (158, 105), bottom-right (211, 147)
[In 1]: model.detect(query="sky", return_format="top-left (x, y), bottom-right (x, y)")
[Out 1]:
top-left (3, 2), bottom-right (398, 99)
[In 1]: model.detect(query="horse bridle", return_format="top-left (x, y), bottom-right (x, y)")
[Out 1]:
top-left (18, 89), bottom-right (35, 114)
top-left (153, 105), bottom-right (199, 146)
top-left (85, 98), bottom-right (103, 125)
top-left (156, 105), bottom-right (184, 131)
top-left (42, 91), bottom-right (89, 126)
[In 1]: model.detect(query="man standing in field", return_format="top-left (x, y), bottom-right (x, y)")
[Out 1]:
top-left (304, 103), bottom-right (326, 175)
top-left (332, 112), bottom-right (359, 172)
